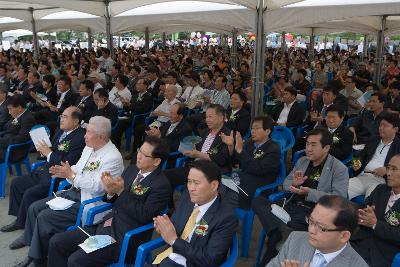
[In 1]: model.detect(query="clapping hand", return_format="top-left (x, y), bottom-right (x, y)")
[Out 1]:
top-left (49, 161), bottom-right (74, 179)
top-left (101, 172), bottom-right (124, 195)
top-left (291, 171), bottom-right (307, 187)
top-left (153, 215), bottom-right (178, 245)
top-left (358, 205), bottom-right (377, 228)
top-left (220, 131), bottom-right (234, 146)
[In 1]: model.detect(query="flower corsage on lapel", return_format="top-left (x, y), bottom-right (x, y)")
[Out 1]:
top-left (253, 150), bottom-right (265, 159)
top-left (11, 118), bottom-right (19, 125)
top-left (207, 147), bottom-right (218, 155)
top-left (82, 160), bottom-right (100, 172)
top-left (131, 184), bottom-right (150, 195)
top-left (309, 170), bottom-right (321, 181)
top-left (58, 140), bottom-right (71, 152)
top-left (228, 113), bottom-right (237, 122)
top-left (332, 133), bottom-right (341, 144)
top-left (194, 218), bottom-right (209, 237)
top-left (385, 210), bottom-right (400, 226)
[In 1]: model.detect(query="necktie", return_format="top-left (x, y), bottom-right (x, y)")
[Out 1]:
top-left (59, 132), bottom-right (68, 143)
top-left (153, 207), bottom-right (200, 264)
top-left (311, 252), bottom-right (326, 267)
top-left (130, 173), bottom-right (144, 191)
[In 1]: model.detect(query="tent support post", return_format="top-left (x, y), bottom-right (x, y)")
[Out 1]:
top-left (309, 27), bottom-right (315, 62)
top-left (87, 28), bottom-right (93, 50)
top-left (363, 34), bottom-right (368, 60)
top-left (29, 7), bottom-right (39, 59)
top-left (251, 0), bottom-right (265, 118)
top-left (324, 34), bottom-right (327, 50)
top-left (105, 0), bottom-right (113, 55)
top-left (145, 27), bottom-right (150, 53)
top-left (162, 32), bottom-right (166, 48)
top-left (281, 31), bottom-right (286, 52)
top-left (374, 15), bottom-right (387, 86)
top-left (231, 28), bottom-right (238, 70)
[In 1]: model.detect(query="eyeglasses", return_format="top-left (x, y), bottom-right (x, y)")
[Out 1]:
top-left (305, 216), bottom-right (344, 233)
top-left (137, 148), bottom-right (153, 158)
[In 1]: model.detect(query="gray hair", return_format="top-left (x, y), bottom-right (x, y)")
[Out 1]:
top-left (88, 116), bottom-right (111, 139)
top-left (166, 84), bottom-right (178, 94)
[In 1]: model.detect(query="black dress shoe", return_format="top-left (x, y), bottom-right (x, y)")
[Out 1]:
top-left (1, 220), bottom-right (22, 232)
top-left (9, 235), bottom-right (26, 250)
top-left (12, 257), bottom-right (32, 267)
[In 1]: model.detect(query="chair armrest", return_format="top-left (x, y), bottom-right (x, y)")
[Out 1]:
top-left (5, 141), bottom-right (33, 162)
top-left (85, 203), bottom-right (113, 226)
top-left (73, 196), bottom-right (104, 227)
top-left (391, 252), bottom-right (400, 267)
top-left (31, 160), bottom-right (46, 171)
top-left (254, 180), bottom-right (282, 198)
top-left (135, 237), bottom-right (166, 267)
top-left (220, 234), bottom-right (238, 267)
top-left (268, 191), bottom-right (291, 202)
top-left (117, 223), bottom-right (155, 265)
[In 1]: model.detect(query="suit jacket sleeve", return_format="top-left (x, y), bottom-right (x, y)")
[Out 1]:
top-left (207, 141), bottom-right (230, 168)
top-left (267, 232), bottom-right (298, 267)
top-left (132, 93), bottom-right (153, 114)
top-left (366, 186), bottom-right (400, 245)
top-left (0, 113), bottom-right (35, 147)
top-left (172, 210), bottom-right (238, 266)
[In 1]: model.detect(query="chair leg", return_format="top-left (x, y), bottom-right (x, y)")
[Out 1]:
top-left (0, 164), bottom-right (7, 198)
top-left (24, 158), bottom-right (31, 173)
top-left (15, 164), bottom-right (22, 176)
top-left (241, 211), bottom-right (254, 257)
top-left (255, 229), bottom-right (267, 267)
top-left (8, 164), bottom-right (13, 175)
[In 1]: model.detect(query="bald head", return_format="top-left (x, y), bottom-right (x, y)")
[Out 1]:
top-left (60, 106), bottom-right (82, 131)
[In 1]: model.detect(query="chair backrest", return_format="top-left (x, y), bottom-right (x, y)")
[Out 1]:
top-left (271, 126), bottom-right (295, 153)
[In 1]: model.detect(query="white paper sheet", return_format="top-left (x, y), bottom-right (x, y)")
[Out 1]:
top-left (46, 197), bottom-right (75, 210)
top-left (29, 127), bottom-right (51, 149)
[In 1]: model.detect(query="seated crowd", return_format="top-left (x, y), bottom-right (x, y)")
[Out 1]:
top-left (0, 44), bottom-right (399, 267)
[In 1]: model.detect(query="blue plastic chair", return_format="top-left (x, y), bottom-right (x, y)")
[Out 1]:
top-left (234, 163), bottom-right (285, 257)
top-left (124, 111), bottom-right (152, 151)
top-left (271, 126), bottom-right (295, 160)
top-left (0, 140), bottom-right (33, 198)
top-left (391, 253), bottom-right (400, 267)
top-left (134, 233), bottom-right (239, 267)
top-left (255, 191), bottom-right (290, 266)
top-left (351, 195), bottom-right (365, 205)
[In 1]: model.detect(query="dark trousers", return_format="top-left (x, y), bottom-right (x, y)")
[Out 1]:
top-left (9, 174), bottom-right (49, 228)
top-left (157, 257), bottom-right (185, 267)
top-left (252, 196), bottom-right (310, 266)
top-left (24, 189), bottom-right (81, 261)
top-left (111, 119), bottom-right (130, 150)
top-left (48, 226), bottom-right (119, 267)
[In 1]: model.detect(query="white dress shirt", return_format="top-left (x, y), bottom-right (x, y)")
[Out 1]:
top-left (69, 140), bottom-right (124, 223)
top-left (154, 98), bottom-right (180, 122)
top-left (109, 87), bottom-right (132, 109)
top-left (57, 89), bottom-right (70, 109)
top-left (364, 140), bottom-right (392, 172)
top-left (277, 101), bottom-right (295, 124)
top-left (169, 196), bottom-right (218, 266)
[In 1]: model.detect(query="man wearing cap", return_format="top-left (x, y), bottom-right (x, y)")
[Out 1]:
top-left (88, 72), bottom-right (104, 92)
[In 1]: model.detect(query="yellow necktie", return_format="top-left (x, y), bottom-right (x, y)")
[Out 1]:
top-left (153, 207), bottom-right (200, 265)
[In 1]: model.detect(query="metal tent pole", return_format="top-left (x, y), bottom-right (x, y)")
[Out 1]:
top-left (29, 7), bottom-right (39, 59)
top-left (374, 15), bottom-right (387, 85)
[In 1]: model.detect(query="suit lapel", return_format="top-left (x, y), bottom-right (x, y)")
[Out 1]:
top-left (190, 196), bottom-right (220, 244)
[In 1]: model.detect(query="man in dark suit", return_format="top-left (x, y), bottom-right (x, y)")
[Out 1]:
top-left (271, 86), bottom-right (305, 127)
top-left (92, 88), bottom-right (118, 126)
top-left (164, 104), bottom-right (232, 191)
top-left (75, 80), bottom-right (96, 123)
top-left (225, 90), bottom-right (251, 137)
top-left (1, 107), bottom-right (85, 234)
top-left (351, 154), bottom-right (400, 267)
top-left (152, 160), bottom-right (238, 267)
top-left (44, 76), bottom-right (78, 135)
top-left (268, 195), bottom-right (367, 267)
top-left (350, 93), bottom-right (388, 144)
top-left (112, 78), bottom-right (153, 151)
top-left (349, 112), bottom-right (400, 200)
top-left (0, 95), bottom-right (35, 163)
top-left (47, 136), bottom-right (171, 267)
top-left (0, 87), bottom-right (11, 129)
top-left (146, 103), bottom-right (192, 152)
top-left (11, 67), bottom-right (29, 93)
top-left (221, 115), bottom-right (281, 209)
top-left (147, 65), bottom-right (162, 99)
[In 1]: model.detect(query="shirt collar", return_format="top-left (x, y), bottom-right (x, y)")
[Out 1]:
top-left (285, 100), bottom-right (296, 108)
top-left (390, 190), bottom-right (400, 200)
top-left (15, 109), bottom-right (27, 120)
top-left (314, 244), bottom-right (347, 265)
top-left (194, 195), bottom-right (218, 216)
